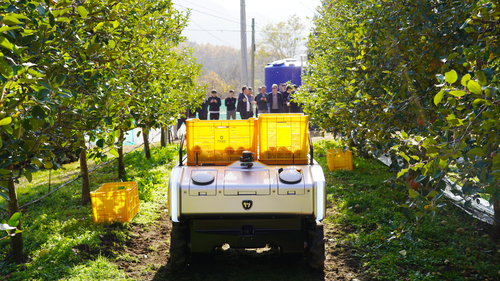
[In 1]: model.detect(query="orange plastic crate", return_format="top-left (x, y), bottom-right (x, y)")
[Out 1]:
top-left (91, 182), bottom-right (140, 223)
top-left (186, 118), bottom-right (257, 165)
top-left (327, 149), bottom-right (353, 171)
top-left (258, 114), bottom-right (309, 165)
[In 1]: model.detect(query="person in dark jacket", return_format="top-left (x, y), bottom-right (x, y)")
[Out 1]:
top-left (207, 90), bottom-right (221, 120)
top-left (255, 85), bottom-right (268, 115)
top-left (237, 86), bottom-right (253, 119)
top-left (225, 90), bottom-right (237, 120)
top-left (196, 98), bottom-right (208, 120)
top-left (281, 83), bottom-right (290, 113)
top-left (268, 83), bottom-right (283, 113)
top-left (286, 85), bottom-right (302, 113)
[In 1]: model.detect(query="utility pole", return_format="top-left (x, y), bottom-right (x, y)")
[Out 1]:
top-left (240, 0), bottom-right (248, 86)
top-left (250, 18), bottom-right (255, 90)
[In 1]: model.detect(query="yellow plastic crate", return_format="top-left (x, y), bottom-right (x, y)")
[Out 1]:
top-left (90, 181), bottom-right (140, 223)
top-left (186, 118), bottom-right (257, 165)
top-left (327, 149), bottom-right (353, 171)
top-left (258, 114), bottom-right (309, 165)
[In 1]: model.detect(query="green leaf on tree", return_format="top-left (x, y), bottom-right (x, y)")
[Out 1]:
top-left (415, 175), bottom-right (426, 182)
top-left (409, 188), bottom-right (420, 198)
top-left (400, 152), bottom-right (410, 162)
top-left (0, 57), bottom-right (13, 78)
top-left (110, 149), bottom-right (119, 158)
top-left (445, 70), bottom-right (458, 84)
top-left (432, 170), bottom-right (443, 180)
top-left (467, 147), bottom-right (484, 157)
top-left (37, 4), bottom-right (46, 16)
top-left (493, 154), bottom-right (500, 164)
top-left (77, 6), bottom-right (89, 19)
top-left (1, 15), bottom-right (22, 25)
top-left (2, 124), bottom-right (13, 134)
top-left (0, 36), bottom-right (14, 51)
top-left (485, 185), bottom-right (498, 195)
top-left (473, 99), bottom-right (491, 106)
top-left (0, 117), bottom-right (12, 126)
top-left (449, 90), bottom-right (465, 97)
top-left (31, 158), bottom-right (44, 168)
top-left (427, 191), bottom-right (438, 198)
top-left (475, 70), bottom-right (487, 86)
top-left (0, 192), bottom-right (10, 201)
top-left (53, 74), bottom-right (66, 87)
top-left (31, 106), bottom-right (47, 118)
top-left (397, 169), bottom-right (408, 178)
top-left (8, 212), bottom-right (21, 227)
top-left (434, 90), bottom-right (444, 106)
top-left (96, 139), bottom-right (105, 148)
top-left (461, 74), bottom-right (471, 86)
top-left (24, 169), bottom-right (32, 183)
top-left (467, 80), bottom-right (482, 94)
top-left (86, 43), bottom-right (101, 57)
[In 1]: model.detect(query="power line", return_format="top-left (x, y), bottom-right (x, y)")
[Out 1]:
top-left (174, 3), bottom-right (252, 27)
top-left (185, 29), bottom-right (309, 36)
top-left (179, 0), bottom-right (241, 24)
top-left (189, 20), bottom-right (233, 46)
top-left (296, 0), bottom-right (316, 13)
top-left (175, 5), bottom-right (233, 45)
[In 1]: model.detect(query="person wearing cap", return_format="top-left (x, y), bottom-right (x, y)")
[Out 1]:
top-left (281, 83), bottom-right (290, 113)
top-left (279, 83), bottom-right (286, 94)
top-left (225, 89), bottom-right (237, 120)
top-left (207, 90), bottom-right (221, 120)
top-left (255, 85), bottom-right (269, 115)
top-left (268, 83), bottom-right (283, 113)
top-left (286, 85), bottom-right (302, 113)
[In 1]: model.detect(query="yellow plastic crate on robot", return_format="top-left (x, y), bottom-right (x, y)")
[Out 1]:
top-left (186, 118), bottom-right (258, 165)
top-left (258, 114), bottom-right (309, 165)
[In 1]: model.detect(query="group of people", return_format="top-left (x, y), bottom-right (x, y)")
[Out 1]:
top-left (194, 83), bottom-right (302, 121)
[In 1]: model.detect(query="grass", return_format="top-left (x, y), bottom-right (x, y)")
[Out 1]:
top-left (314, 139), bottom-right (500, 280)
top-left (1, 140), bottom-right (499, 280)
top-left (0, 144), bottom-right (178, 280)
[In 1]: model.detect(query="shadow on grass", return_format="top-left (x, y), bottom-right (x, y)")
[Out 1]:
top-left (154, 249), bottom-right (326, 281)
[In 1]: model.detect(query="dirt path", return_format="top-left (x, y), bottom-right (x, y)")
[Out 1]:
top-left (93, 203), bottom-right (365, 281)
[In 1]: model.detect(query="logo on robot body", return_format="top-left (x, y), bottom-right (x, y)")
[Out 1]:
top-left (242, 200), bottom-right (253, 210)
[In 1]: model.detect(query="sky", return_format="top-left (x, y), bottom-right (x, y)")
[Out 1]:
top-left (173, 0), bottom-right (322, 52)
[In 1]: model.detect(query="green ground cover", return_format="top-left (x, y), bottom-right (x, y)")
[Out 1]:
top-left (1, 142), bottom-right (499, 280)
top-left (314, 140), bottom-right (499, 280)
top-left (1, 145), bottom-right (178, 280)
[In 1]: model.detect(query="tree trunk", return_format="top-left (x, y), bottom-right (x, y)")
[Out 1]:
top-left (143, 129), bottom-right (151, 159)
top-left (80, 149), bottom-right (91, 205)
top-left (493, 195), bottom-right (500, 242)
top-left (160, 127), bottom-right (167, 147)
top-left (118, 130), bottom-right (126, 180)
top-left (7, 177), bottom-right (24, 263)
top-left (167, 125), bottom-right (172, 144)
